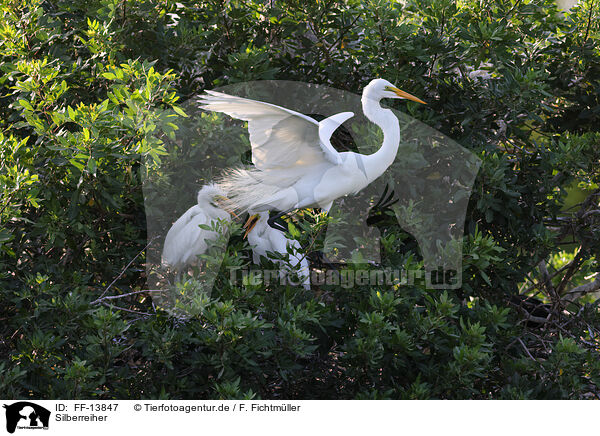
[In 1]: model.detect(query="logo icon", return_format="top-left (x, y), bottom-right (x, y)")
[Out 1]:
top-left (3, 402), bottom-right (50, 434)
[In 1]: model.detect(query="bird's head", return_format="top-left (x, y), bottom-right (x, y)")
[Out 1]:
top-left (197, 183), bottom-right (226, 204)
top-left (364, 78), bottom-right (426, 104)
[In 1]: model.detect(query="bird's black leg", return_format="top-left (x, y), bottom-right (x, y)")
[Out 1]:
top-left (267, 210), bottom-right (289, 232)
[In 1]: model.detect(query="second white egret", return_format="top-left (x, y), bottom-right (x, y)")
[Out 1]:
top-left (161, 184), bottom-right (231, 269)
top-left (244, 212), bottom-right (310, 290)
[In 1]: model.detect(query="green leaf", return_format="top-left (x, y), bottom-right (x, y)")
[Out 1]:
top-left (87, 158), bottom-right (97, 175)
top-left (67, 106), bottom-right (76, 121)
top-left (0, 229), bottom-right (14, 243)
top-left (173, 106), bottom-right (188, 118)
top-left (18, 99), bottom-right (34, 111)
top-left (288, 222), bottom-right (300, 238)
top-left (69, 158), bottom-right (84, 171)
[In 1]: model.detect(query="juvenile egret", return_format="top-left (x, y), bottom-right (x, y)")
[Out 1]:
top-left (244, 212), bottom-right (310, 290)
top-left (161, 185), bottom-right (310, 290)
top-left (199, 79), bottom-right (425, 222)
top-left (161, 184), bottom-right (231, 269)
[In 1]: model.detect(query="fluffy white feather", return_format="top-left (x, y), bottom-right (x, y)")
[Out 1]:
top-left (161, 184), bottom-right (231, 268)
top-left (247, 212), bottom-right (310, 290)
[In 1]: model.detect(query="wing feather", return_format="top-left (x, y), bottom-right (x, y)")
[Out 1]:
top-left (198, 91), bottom-right (351, 169)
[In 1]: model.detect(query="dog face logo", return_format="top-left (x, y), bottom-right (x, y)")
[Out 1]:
top-left (3, 402), bottom-right (50, 433)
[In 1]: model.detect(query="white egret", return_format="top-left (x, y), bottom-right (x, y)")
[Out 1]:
top-left (161, 185), bottom-right (310, 290)
top-left (244, 212), bottom-right (311, 290)
top-left (199, 79), bottom-right (425, 224)
top-left (161, 184), bottom-right (231, 269)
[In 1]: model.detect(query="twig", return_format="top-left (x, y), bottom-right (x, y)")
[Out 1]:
top-left (556, 246), bottom-right (585, 295)
top-left (520, 253), bottom-right (579, 296)
top-left (0, 190), bottom-right (19, 225)
top-left (582, 0), bottom-right (596, 44)
top-left (581, 209), bottom-right (600, 219)
top-left (91, 289), bottom-right (164, 305)
top-left (506, 0), bottom-right (523, 17)
top-left (555, 323), bottom-right (597, 348)
top-left (517, 337), bottom-right (539, 363)
top-left (562, 276), bottom-right (600, 302)
top-left (96, 236), bottom-right (159, 301)
top-left (100, 302), bottom-right (153, 317)
top-left (327, 13), bottom-right (360, 55)
top-left (538, 260), bottom-right (557, 300)
top-left (428, 7), bottom-right (446, 78)
top-left (510, 299), bottom-right (551, 325)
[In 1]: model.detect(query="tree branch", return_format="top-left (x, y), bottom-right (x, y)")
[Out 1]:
top-left (562, 275), bottom-right (600, 302)
top-left (91, 289), bottom-right (164, 305)
top-left (538, 260), bottom-right (557, 299)
top-left (517, 337), bottom-right (539, 363)
top-left (96, 236), bottom-right (159, 301)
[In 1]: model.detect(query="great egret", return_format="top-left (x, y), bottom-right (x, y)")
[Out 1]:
top-left (161, 184), bottom-right (231, 269)
top-left (244, 212), bottom-right (310, 290)
top-left (199, 79), bottom-right (425, 223)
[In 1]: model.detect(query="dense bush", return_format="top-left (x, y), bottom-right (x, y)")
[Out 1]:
top-left (1, 0), bottom-right (599, 399)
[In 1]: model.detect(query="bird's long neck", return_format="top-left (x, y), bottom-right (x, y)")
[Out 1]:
top-left (360, 96), bottom-right (400, 183)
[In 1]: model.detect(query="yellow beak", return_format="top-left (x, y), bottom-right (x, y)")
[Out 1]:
top-left (390, 87), bottom-right (427, 105)
top-left (243, 214), bottom-right (260, 238)
top-left (213, 195), bottom-right (239, 218)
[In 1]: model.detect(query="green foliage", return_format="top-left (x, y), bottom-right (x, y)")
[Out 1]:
top-left (1, 0), bottom-right (600, 399)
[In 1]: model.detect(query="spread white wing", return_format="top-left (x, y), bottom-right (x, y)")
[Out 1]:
top-left (198, 90), bottom-right (353, 169)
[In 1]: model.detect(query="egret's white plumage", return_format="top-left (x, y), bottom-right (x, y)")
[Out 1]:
top-left (245, 212), bottom-right (310, 290)
top-left (161, 185), bottom-right (310, 290)
top-left (199, 79), bottom-right (425, 215)
top-left (161, 184), bottom-right (231, 268)
top-left (162, 79), bottom-right (424, 287)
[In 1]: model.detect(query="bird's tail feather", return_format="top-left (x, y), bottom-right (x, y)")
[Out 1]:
top-left (215, 167), bottom-right (281, 214)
